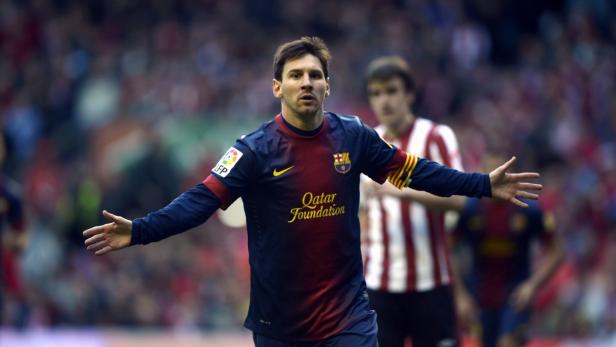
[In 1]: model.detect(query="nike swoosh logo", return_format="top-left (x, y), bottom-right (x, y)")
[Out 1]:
top-left (273, 166), bottom-right (294, 177)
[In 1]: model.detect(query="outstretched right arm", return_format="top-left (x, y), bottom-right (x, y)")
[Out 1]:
top-left (83, 184), bottom-right (221, 255)
top-left (84, 142), bottom-right (255, 255)
top-left (130, 183), bottom-right (221, 245)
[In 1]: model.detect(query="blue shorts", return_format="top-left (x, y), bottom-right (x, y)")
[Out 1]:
top-left (480, 304), bottom-right (530, 347)
top-left (252, 310), bottom-right (378, 347)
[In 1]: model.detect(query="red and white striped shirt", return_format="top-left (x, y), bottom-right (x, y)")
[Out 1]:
top-left (362, 117), bottom-right (463, 292)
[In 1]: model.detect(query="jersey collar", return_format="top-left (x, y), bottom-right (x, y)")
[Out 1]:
top-left (275, 113), bottom-right (329, 139)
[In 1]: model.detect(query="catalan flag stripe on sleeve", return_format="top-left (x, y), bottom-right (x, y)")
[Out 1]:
top-left (387, 152), bottom-right (420, 188)
top-left (403, 155), bottom-right (418, 187)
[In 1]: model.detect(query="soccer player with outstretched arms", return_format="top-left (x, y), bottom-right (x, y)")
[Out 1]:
top-left (83, 37), bottom-right (541, 347)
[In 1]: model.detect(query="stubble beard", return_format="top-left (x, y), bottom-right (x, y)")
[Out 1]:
top-left (286, 98), bottom-right (323, 120)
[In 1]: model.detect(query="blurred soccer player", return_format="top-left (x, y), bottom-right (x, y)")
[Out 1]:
top-left (394, 173), bottom-right (564, 347)
top-left (82, 37), bottom-right (541, 347)
top-left (0, 132), bottom-right (28, 327)
top-left (360, 56), bottom-right (466, 347)
top-left (454, 158), bottom-right (564, 347)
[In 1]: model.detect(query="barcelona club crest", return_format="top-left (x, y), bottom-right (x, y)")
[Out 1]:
top-left (333, 152), bottom-right (352, 174)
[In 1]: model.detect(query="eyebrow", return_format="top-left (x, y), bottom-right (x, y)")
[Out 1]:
top-left (286, 68), bottom-right (323, 75)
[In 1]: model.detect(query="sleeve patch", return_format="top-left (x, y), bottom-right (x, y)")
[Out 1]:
top-left (212, 147), bottom-right (244, 178)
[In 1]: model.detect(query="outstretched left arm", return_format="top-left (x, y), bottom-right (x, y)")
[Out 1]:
top-left (358, 121), bottom-right (540, 208)
top-left (387, 154), bottom-right (541, 208)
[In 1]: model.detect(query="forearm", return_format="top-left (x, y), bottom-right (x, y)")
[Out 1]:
top-left (528, 241), bottom-right (565, 288)
top-left (405, 159), bottom-right (491, 198)
top-left (398, 189), bottom-right (466, 211)
top-left (130, 183), bottom-right (221, 245)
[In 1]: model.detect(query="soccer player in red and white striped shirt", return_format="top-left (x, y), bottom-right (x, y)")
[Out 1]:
top-left (360, 56), bottom-right (465, 347)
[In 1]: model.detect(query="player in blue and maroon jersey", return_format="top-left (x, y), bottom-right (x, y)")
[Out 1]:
top-left (454, 197), bottom-right (563, 347)
top-left (83, 37), bottom-right (542, 347)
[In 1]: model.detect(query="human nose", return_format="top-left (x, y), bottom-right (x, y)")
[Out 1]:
top-left (300, 73), bottom-right (313, 89)
top-left (374, 93), bottom-right (388, 105)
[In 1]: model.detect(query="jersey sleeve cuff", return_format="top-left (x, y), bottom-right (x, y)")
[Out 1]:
top-left (482, 174), bottom-right (492, 197)
top-left (202, 175), bottom-right (234, 210)
top-left (130, 218), bottom-right (144, 245)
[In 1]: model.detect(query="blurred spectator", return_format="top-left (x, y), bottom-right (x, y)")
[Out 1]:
top-left (0, 131), bottom-right (28, 327)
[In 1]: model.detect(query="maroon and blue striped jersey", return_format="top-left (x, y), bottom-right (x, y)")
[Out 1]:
top-left (131, 112), bottom-right (491, 341)
top-left (455, 199), bottom-right (556, 309)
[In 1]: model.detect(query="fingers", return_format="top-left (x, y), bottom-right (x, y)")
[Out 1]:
top-left (507, 172), bottom-right (540, 180)
top-left (95, 246), bottom-right (114, 256)
top-left (516, 191), bottom-right (539, 200)
top-left (83, 223), bottom-right (112, 237)
top-left (509, 197), bottom-right (529, 209)
top-left (84, 232), bottom-right (106, 246)
top-left (518, 182), bottom-right (542, 191)
top-left (83, 211), bottom-right (127, 256)
top-left (87, 240), bottom-right (109, 252)
top-left (498, 156), bottom-right (517, 172)
top-left (103, 210), bottom-right (123, 223)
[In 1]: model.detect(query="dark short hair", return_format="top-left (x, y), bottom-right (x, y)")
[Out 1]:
top-left (365, 56), bottom-right (416, 93)
top-left (273, 36), bottom-right (331, 81)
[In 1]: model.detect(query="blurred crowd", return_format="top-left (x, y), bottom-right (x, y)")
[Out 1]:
top-left (1, 0), bottom-right (615, 339)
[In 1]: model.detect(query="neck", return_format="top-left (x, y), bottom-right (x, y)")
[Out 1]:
top-left (385, 111), bottom-right (415, 138)
top-left (281, 104), bottom-right (324, 131)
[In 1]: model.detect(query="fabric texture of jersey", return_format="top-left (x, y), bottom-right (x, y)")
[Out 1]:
top-left (363, 117), bottom-right (463, 293)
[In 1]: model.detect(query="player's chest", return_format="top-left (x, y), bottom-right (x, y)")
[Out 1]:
top-left (260, 141), bottom-right (360, 190)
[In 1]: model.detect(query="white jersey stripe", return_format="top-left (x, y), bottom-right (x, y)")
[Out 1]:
top-left (411, 202), bottom-right (435, 291)
top-left (384, 195), bottom-right (406, 292)
top-left (365, 197), bottom-right (384, 289)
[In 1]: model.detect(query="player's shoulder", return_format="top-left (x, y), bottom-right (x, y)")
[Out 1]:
top-left (326, 111), bottom-right (364, 129)
top-left (326, 112), bottom-right (377, 142)
top-left (234, 118), bottom-right (279, 151)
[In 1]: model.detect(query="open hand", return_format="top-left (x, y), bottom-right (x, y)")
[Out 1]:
top-left (489, 157), bottom-right (542, 208)
top-left (83, 210), bottom-right (132, 255)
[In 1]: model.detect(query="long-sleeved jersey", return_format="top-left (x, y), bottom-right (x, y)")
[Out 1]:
top-left (131, 112), bottom-right (491, 341)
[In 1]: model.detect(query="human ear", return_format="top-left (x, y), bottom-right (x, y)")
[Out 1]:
top-left (272, 79), bottom-right (282, 98)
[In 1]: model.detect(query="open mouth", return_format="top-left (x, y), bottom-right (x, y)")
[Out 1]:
top-left (299, 94), bottom-right (316, 102)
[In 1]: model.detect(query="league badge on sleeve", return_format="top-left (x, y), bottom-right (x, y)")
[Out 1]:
top-left (212, 147), bottom-right (244, 177)
top-left (333, 152), bottom-right (352, 174)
